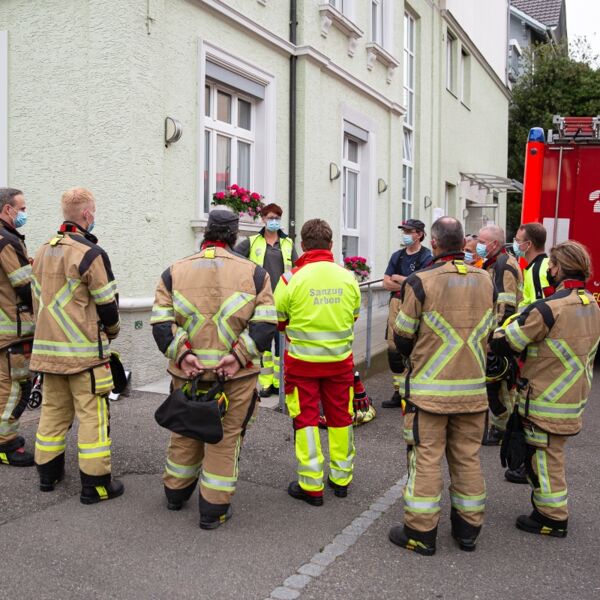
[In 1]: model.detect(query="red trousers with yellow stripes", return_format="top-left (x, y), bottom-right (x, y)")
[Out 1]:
top-left (285, 368), bottom-right (355, 495)
top-left (35, 364), bottom-right (114, 485)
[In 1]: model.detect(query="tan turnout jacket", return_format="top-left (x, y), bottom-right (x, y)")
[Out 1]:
top-left (484, 250), bottom-right (523, 326)
top-left (493, 282), bottom-right (600, 435)
top-left (151, 244), bottom-right (278, 381)
top-left (393, 255), bottom-right (496, 414)
top-left (0, 223), bottom-right (34, 350)
top-left (30, 223), bottom-right (120, 375)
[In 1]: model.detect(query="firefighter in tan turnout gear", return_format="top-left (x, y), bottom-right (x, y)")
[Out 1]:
top-left (491, 240), bottom-right (600, 537)
top-left (477, 225), bottom-right (523, 445)
top-left (152, 210), bottom-right (277, 529)
top-left (0, 188), bottom-right (35, 467)
top-left (389, 217), bottom-right (496, 556)
top-left (31, 188), bottom-right (122, 503)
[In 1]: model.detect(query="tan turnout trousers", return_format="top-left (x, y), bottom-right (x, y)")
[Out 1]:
top-left (34, 364), bottom-right (114, 478)
top-left (402, 408), bottom-right (486, 533)
top-left (525, 430), bottom-right (568, 522)
top-left (387, 297), bottom-right (405, 392)
top-left (0, 348), bottom-right (28, 447)
top-left (163, 375), bottom-right (258, 513)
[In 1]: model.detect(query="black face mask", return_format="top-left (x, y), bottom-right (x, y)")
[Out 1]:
top-left (546, 269), bottom-right (557, 288)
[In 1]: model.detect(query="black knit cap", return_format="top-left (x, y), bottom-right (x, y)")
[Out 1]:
top-left (207, 209), bottom-right (239, 233)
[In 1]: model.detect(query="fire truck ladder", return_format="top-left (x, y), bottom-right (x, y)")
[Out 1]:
top-left (552, 115), bottom-right (600, 143)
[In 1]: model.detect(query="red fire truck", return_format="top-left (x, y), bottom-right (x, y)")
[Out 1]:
top-left (521, 115), bottom-right (600, 305)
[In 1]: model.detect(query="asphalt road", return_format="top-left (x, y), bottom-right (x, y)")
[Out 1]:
top-left (2, 365), bottom-right (600, 600)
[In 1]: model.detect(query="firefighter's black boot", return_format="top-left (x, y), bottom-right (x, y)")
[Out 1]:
top-left (80, 471), bottom-right (124, 504)
top-left (164, 479), bottom-right (198, 511)
top-left (0, 436), bottom-right (34, 467)
top-left (389, 524), bottom-right (437, 556)
top-left (516, 510), bottom-right (567, 538)
top-left (327, 477), bottom-right (348, 498)
top-left (287, 481), bottom-right (323, 506)
top-left (382, 390), bottom-right (402, 409)
top-left (199, 494), bottom-right (233, 529)
top-left (37, 454), bottom-right (65, 491)
top-left (451, 507), bottom-right (481, 552)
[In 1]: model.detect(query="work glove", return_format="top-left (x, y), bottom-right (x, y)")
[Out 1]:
top-left (500, 408), bottom-right (526, 470)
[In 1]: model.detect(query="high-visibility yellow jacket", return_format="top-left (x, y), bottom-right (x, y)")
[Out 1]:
top-left (151, 244), bottom-right (277, 381)
top-left (274, 250), bottom-right (361, 367)
top-left (484, 250), bottom-right (523, 325)
top-left (393, 255), bottom-right (496, 414)
top-left (0, 222), bottom-right (34, 350)
top-left (248, 233), bottom-right (294, 271)
top-left (30, 223), bottom-right (120, 375)
top-left (493, 281), bottom-right (600, 435)
top-left (518, 253), bottom-right (550, 310)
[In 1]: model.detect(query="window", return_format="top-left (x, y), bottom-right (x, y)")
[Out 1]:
top-left (342, 135), bottom-right (361, 258)
top-left (445, 183), bottom-right (456, 217)
top-left (460, 48), bottom-right (471, 105)
top-left (371, 0), bottom-right (384, 46)
top-left (402, 12), bottom-right (416, 222)
top-left (329, 0), bottom-right (345, 12)
top-left (403, 13), bottom-right (416, 127)
top-left (203, 83), bottom-right (256, 213)
top-left (446, 30), bottom-right (457, 93)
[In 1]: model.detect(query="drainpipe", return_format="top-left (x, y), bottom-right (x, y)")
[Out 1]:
top-left (288, 0), bottom-right (297, 240)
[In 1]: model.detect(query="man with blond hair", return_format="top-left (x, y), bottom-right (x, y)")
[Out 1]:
top-left (31, 187), bottom-right (123, 504)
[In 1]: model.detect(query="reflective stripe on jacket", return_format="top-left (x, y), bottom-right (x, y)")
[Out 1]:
top-left (495, 284), bottom-right (600, 435)
top-left (274, 254), bottom-right (360, 364)
top-left (519, 254), bottom-right (550, 310)
top-left (30, 225), bottom-right (120, 374)
top-left (393, 257), bottom-right (496, 414)
top-left (0, 224), bottom-right (34, 349)
top-left (248, 234), bottom-right (294, 271)
top-left (151, 245), bottom-right (277, 381)
top-left (484, 251), bottom-right (523, 326)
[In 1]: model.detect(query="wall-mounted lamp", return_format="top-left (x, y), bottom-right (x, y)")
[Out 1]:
top-left (165, 116), bottom-right (183, 147)
top-left (329, 162), bottom-right (341, 181)
top-left (377, 178), bottom-right (388, 194)
top-left (424, 195), bottom-right (432, 209)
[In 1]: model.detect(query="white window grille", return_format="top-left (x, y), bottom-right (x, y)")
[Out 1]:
top-left (203, 83), bottom-right (256, 213)
top-left (402, 12), bottom-right (416, 221)
top-left (342, 135), bottom-right (361, 258)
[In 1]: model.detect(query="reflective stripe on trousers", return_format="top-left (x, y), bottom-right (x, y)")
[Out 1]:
top-left (404, 446), bottom-right (442, 514)
top-left (450, 489), bottom-right (486, 512)
top-left (328, 425), bottom-right (354, 486)
top-left (296, 426), bottom-right (324, 492)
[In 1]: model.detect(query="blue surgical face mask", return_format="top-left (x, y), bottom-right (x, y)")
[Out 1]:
top-left (513, 240), bottom-right (525, 258)
top-left (13, 211), bottom-right (27, 228)
top-left (266, 219), bottom-right (281, 232)
top-left (87, 220), bottom-right (95, 233)
top-left (476, 242), bottom-right (488, 259)
top-left (464, 251), bottom-right (474, 264)
top-left (401, 234), bottom-right (414, 246)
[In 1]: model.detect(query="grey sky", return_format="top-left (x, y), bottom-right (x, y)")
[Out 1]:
top-left (567, 0), bottom-right (600, 62)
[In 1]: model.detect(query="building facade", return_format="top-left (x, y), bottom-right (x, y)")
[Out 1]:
top-left (0, 0), bottom-right (511, 384)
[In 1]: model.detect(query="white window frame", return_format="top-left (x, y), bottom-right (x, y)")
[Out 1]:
top-left (342, 135), bottom-right (361, 258)
top-left (198, 42), bottom-right (276, 219)
top-left (0, 31), bottom-right (7, 187)
top-left (203, 83), bottom-right (256, 212)
top-left (371, 0), bottom-right (384, 46)
top-left (460, 47), bottom-right (471, 106)
top-left (446, 29), bottom-right (457, 94)
top-left (402, 12), bottom-right (416, 222)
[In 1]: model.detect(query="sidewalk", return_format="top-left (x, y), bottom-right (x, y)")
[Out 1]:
top-left (2, 367), bottom-right (600, 600)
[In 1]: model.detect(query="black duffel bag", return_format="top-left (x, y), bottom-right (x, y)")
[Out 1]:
top-left (154, 376), bottom-right (228, 444)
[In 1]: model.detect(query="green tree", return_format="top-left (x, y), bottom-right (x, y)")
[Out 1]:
top-left (507, 38), bottom-right (600, 238)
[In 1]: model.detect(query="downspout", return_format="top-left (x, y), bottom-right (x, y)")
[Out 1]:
top-left (288, 0), bottom-right (297, 240)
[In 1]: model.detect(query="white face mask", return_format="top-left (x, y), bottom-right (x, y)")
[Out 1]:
top-left (401, 233), bottom-right (414, 246)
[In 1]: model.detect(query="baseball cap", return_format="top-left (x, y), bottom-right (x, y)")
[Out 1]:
top-left (398, 219), bottom-right (425, 231)
top-left (207, 209), bottom-right (239, 233)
